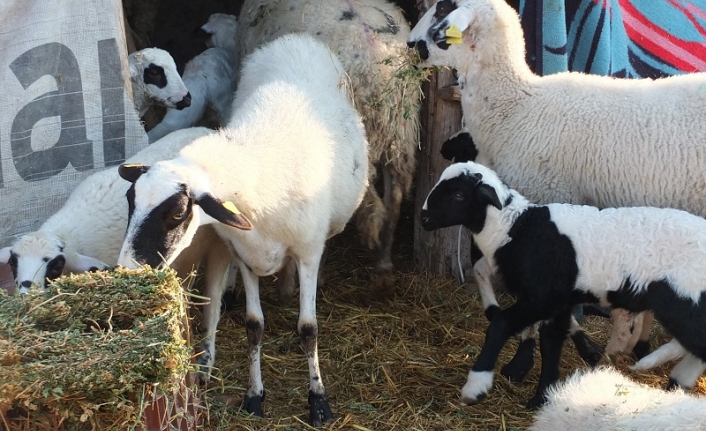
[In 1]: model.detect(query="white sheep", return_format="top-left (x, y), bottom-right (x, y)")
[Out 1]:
top-left (147, 14), bottom-right (239, 143)
top-left (236, 0), bottom-right (420, 292)
top-left (530, 367), bottom-right (706, 431)
top-left (116, 34), bottom-right (369, 426)
top-left (0, 127), bottom-right (232, 384)
top-left (128, 47), bottom-right (192, 117)
top-left (420, 161), bottom-right (706, 408)
top-left (409, 0), bottom-right (706, 360)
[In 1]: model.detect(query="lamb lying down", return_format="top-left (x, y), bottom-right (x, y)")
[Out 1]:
top-left (530, 367), bottom-right (706, 431)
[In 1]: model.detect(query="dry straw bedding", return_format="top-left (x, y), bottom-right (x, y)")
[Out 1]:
top-left (0, 267), bottom-right (193, 430)
top-left (201, 227), bottom-right (703, 431)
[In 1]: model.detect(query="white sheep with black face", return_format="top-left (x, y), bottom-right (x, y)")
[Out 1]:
top-left (0, 127), bottom-right (233, 385)
top-left (146, 14), bottom-right (239, 143)
top-left (128, 47), bottom-right (192, 117)
top-left (117, 34), bottom-right (368, 427)
top-left (421, 161), bottom-right (706, 409)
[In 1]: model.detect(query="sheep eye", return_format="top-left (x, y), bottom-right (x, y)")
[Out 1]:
top-left (148, 68), bottom-right (159, 77)
top-left (453, 192), bottom-right (465, 202)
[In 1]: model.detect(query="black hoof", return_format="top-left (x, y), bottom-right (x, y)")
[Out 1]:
top-left (666, 378), bottom-right (681, 391)
top-left (571, 330), bottom-right (605, 367)
top-left (484, 305), bottom-right (501, 322)
top-left (501, 338), bottom-right (535, 382)
top-left (242, 392), bottom-right (265, 417)
top-left (632, 339), bottom-right (651, 359)
top-left (308, 391), bottom-right (333, 426)
top-left (526, 393), bottom-right (547, 410)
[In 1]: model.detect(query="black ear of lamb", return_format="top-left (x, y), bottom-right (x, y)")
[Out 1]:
top-left (440, 131), bottom-right (478, 163)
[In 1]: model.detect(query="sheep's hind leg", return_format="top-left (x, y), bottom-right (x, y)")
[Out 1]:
top-left (239, 263), bottom-right (266, 417)
top-left (370, 165), bottom-right (403, 296)
top-left (667, 352), bottom-right (706, 390)
top-left (298, 251), bottom-right (333, 426)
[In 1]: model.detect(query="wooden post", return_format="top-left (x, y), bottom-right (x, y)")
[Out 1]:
top-left (412, 0), bottom-right (472, 280)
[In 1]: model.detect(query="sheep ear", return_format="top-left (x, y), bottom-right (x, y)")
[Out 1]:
top-left (67, 254), bottom-right (109, 273)
top-left (197, 193), bottom-right (253, 230)
top-left (129, 61), bottom-right (140, 81)
top-left (0, 247), bottom-right (11, 264)
top-left (119, 164), bottom-right (150, 183)
top-left (476, 184), bottom-right (502, 210)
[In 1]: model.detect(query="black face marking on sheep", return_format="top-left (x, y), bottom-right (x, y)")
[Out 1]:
top-left (45, 255), bottom-right (66, 282)
top-left (421, 173), bottom-right (501, 233)
top-left (340, 9), bottom-right (356, 20)
top-left (175, 92), bottom-right (192, 110)
top-left (143, 63), bottom-right (168, 88)
top-left (434, 0), bottom-right (458, 21)
top-left (608, 279), bottom-right (706, 361)
top-left (129, 185), bottom-right (194, 268)
top-left (8, 251), bottom-right (18, 279)
top-left (440, 131), bottom-right (478, 163)
top-left (126, 184), bottom-right (136, 221)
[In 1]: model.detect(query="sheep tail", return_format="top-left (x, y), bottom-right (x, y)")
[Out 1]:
top-left (355, 186), bottom-right (387, 249)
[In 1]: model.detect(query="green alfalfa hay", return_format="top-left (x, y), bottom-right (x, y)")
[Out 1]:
top-left (0, 267), bottom-right (194, 430)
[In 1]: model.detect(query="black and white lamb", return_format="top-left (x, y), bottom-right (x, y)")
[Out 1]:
top-left (128, 47), bottom-right (191, 117)
top-left (146, 14), bottom-right (239, 143)
top-left (116, 34), bottom-right (368, 426)
top-left (420, 161), bottom-right (706, 408)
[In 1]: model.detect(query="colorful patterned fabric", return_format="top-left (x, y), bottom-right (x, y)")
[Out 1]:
top-left (520, 0), bottom-right (706, 78)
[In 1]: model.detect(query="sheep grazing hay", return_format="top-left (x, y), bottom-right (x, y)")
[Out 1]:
top-left (0, 267), bottom-right (194, 430)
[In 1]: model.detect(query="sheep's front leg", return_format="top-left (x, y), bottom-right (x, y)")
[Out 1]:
top-left (240, 263), bottom-right (266, 417)
top-left (472, 256), bottom-right (500, 321)
top-left (462, 303), bottom-right (541, 404)
top-left (667, 352), bottom-right (706, 390)
top-left (298, 253), bottom-right (333, 426)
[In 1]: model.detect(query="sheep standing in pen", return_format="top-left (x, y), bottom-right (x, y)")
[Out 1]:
top-left (408, 0), bottom-right (706, 360)
top-left (147, 14), bottom-right (239, 143)
top-left (128, 47), bottom-right (191, 117)
top-left (236, 0), bottom-right (421, 293)
top-left (0, 127), bottom-right (233, 385)
top-left (420, 161), bottom-right (706, 408)
top-left (530, 367), bottom-right (706, 430)
top-left (116, 34), bottom-right (369, 426)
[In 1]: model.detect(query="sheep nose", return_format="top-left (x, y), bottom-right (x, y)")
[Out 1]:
top-left (176, 92), bottom-right (192, 110)
top-left (19, 280), bottom-right (32, 288)
top-left (407, 40), bottom-right (429, 61)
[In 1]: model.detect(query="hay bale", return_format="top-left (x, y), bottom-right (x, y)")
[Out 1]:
top-left (0, 267), bottom-right (194, 430)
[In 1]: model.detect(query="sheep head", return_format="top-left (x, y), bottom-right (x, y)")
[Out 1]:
top-left (128, 48), bottom-right (192, 116)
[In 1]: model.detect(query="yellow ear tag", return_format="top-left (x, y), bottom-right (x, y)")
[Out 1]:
top-left (445, 24), bottom-right (463, 44)
top-left (223, 201), bottom-right (241, 215)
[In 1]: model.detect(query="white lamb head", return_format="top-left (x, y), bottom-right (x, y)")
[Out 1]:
top-left (200, 13), bottom-right (238, 51)
top-left (0, 232), bottom-right (106, 293)
top-left (407, 0), bottom-right (495, 68)
top-left (128, 48), bottom-right (192, 116)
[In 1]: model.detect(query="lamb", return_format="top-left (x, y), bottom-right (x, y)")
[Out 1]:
top-left (128, 47), bottom-right (191, 117)
top-left (116, 34), bottom-right (369, 426)
top-left (530, 367), bottom-right (706, 430)
top-left (146, 14), bottom-right (239, 143)
top-left (420, 161), bottom-right (706, 408)
top-left (408, 0), bottom-right (706, 358)
top-left (236, 0), bottom-right (421, 292)
top-left (0, 127), bottom-right (233, 384)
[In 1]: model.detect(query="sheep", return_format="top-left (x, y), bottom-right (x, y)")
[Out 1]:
top-left (0, 127), bottom-right (233, 384)
top-left (408, 0), bottom-right (706, 358)
top-left (530, 367), bottom-right (706, 431)
top-left (115, 34), bottom-right (369, 426)
top-left (128, 47), bottom-right (192, 117)
top-left (420, 161), bottom-right (706, 408)
top-left (146, 14), bottom-right (239, 143)
top-left (236, 0), bottom-right (421, 292)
